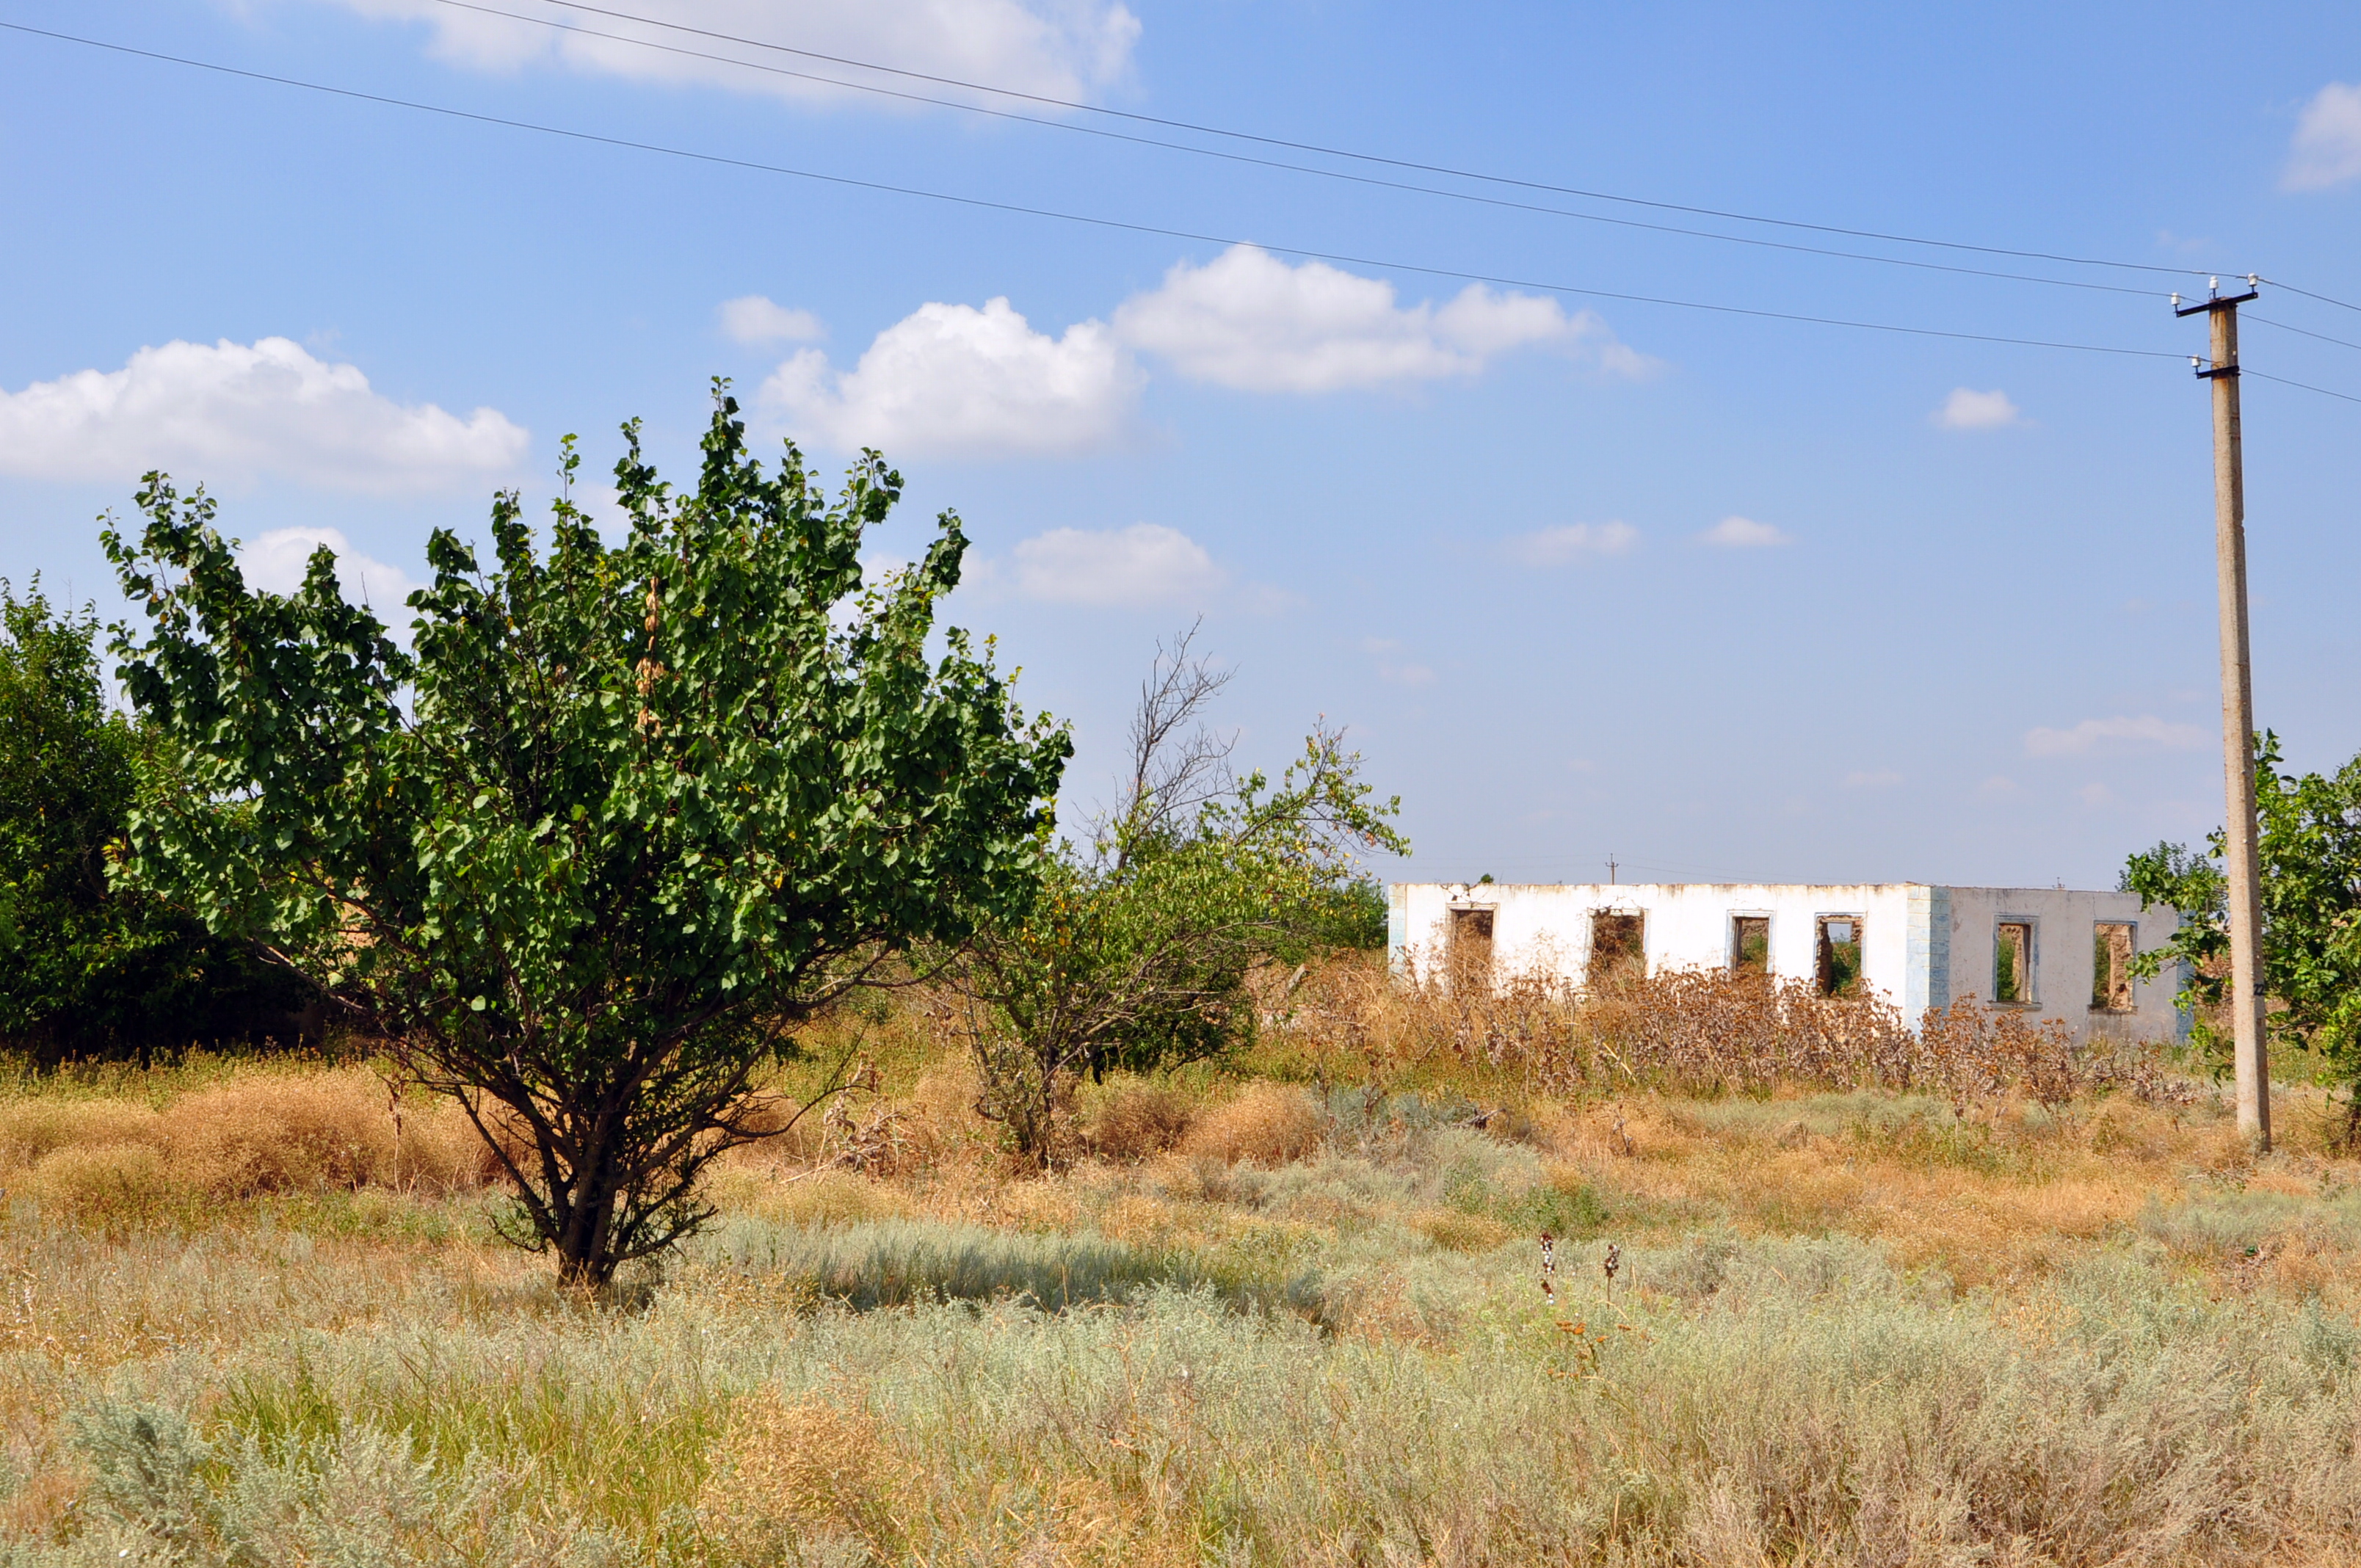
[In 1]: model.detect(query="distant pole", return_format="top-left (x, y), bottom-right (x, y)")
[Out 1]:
top-left (1607, 854), bottom-right (1617, 885)
top-left (2177, 277), bottom-right (2268, 1150)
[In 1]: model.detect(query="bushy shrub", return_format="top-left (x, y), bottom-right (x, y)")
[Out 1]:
top-left (0, 580), bottom-right (314, 1060)
top-left (1180, 1083), bottom-right (1324, 1166)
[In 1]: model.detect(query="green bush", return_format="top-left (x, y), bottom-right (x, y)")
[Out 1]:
top-left (0, 581), bottom-right (312, 1060)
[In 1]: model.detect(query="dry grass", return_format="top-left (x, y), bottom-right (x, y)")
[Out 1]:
top-left (1077, 1075), bottom-right (1197, 1161)
top-left (700, 1388), bottom-right (907, 1561)
top-left (1178, 1081), bottom-right (1324, 1166)
top-left (0, 1065), bottom-right (497, 1224)
top-left (4, 966), bottom-right (2361, 1564)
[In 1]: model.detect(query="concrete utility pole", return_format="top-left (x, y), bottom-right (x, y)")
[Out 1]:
top-left (2176, 277), bottom-right (2269, 1149)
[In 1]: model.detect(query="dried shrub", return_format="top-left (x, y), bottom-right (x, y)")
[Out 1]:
top-left (1412, 1208), bottom-right (1514, 1254)
top-left (704, 1166), bottom-right (918, 1230)
top-left (0, 1101), bottom-right (167, 1168)
top-left (1279, 952), bottom-right (2188, 1109)
top-left (1179, 1083), bottom-right (1322, 1166)
top-left (699, 1388), bottom-right (905, 1559)
top-left (0, 1067), bottom-right (499, 1214)
top-left (1081, 1077), bottom-right (1197, 1161)
top-left (24, 1142), bottom-right (178, 1220)
top-left (170, 1073), bottom-right (476, 1196)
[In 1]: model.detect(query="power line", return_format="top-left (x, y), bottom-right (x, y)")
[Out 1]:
top-left (2244, 369), bottom-right (2361, 406)
top-left (408, 0), bottom-right (2164, 302)
top-left (0, 20), bottom-right (2193, 365)
top-left (449, 0), bottom-right (2218, 282)
top-left (2247, 315), bottom-right (2361, 354)
top-left (2257, 277), bottom-right (2361, 317)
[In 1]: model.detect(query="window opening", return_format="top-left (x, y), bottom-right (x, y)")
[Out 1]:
top-left (1816, 915), bottom-right (1865, 998)
top-left (1447, 906), bottom-right (1495, 989)
top-left (2092, 923), bottom-right (2135, 1012)
top-left (1731, 915), bottom-right (1771, 976)
top-left (1589, 912), bottom-right (1646, 987)
top-left (1994, 921), bottom-right (2033, 1005)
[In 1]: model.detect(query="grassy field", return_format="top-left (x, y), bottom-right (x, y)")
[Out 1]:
top-left (0, 962), bottom-right (2357, 1566)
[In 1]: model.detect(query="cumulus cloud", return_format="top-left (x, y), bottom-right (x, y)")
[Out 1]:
top-left (1505, 522), bottom-right (1638, 565)
top-left (2285, 82), bottom-right (2361, 191)
top-left (2023, 715), bottom-right (2208, 758)
top-left (1934, 388), bottom-right (2023, 430)
top-left (312, 0), bottom-right (1141, 106)
top-left (1700, 515), bottom-right (1789, 548)
top-left (240, 526), bottom-right (423, 611)
top-left (763, 298), bottom-right (1142, 458)
top-left (0, 337), bottom-right (527, 492)
top-left (1111, 245), bottom-right (1648, 393)
top-left (719, 296), bottom-right (824, 345)
top-left (994, 523), bottom-right (1225, 606)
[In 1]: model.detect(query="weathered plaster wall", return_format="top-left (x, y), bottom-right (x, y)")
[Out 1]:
top-left (1935, 885), bottom-right (2180, 1042)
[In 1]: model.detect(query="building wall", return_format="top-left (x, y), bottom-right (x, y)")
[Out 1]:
top-left (1388, 882), bottom-right (2181, 1042)
top-left (1934, 885), bottom-right (2181, 1042)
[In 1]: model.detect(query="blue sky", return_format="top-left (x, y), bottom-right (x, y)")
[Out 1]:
top-left (3, 1), bottom-right (2357, 889)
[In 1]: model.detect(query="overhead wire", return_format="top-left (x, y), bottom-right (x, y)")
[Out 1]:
top-left (410, 0), bottom-right (2164, 300)
top-left (2246, 316), bottom-right (2361, 355)
top-left (490, 0), bottom-right (2361, 330)
top-left (2243, 370), bottom-right (2361, 406)
top-left (0, 20), bottom-right (2194, 366)
top-left (479, 0), bottom-right (2218, 281)
top-left (8, 19), bottom-right (2358, 402)
top-left (2257, 277), bottom-right (2361, 317)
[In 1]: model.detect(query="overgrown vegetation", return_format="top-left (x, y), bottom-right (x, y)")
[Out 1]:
top-left (949, 626), bottom-right (1404, 1161)
top-left (0, 962), bottom-right (2351, 1566)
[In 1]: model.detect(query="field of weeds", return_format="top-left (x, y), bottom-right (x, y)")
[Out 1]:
top-left (1, 958), bottom-right (2359, 1567)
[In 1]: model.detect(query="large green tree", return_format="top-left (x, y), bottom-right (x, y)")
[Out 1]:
top-left (2125, 732), bottom-right (2361, 1121)
top-left (0, 581), bottom-right (308, 1059)
top-left (107, 393), bottom-right (1069, 1283)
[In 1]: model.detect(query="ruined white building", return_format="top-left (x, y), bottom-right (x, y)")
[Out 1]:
top-left (1387, 882), bottom-right (2184, 1042)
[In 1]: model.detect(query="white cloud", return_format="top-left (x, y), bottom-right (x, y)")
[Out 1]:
top-left (764, 298), bottom-right (1142, 458)
top-left (241, 526), bottom-right (422, 611)
top-left (1506, 522), bottom-right (1638, 565)
top-left (312, 0), bottom-right (1141, 106)
top-left (1111, 245), bottom-right (1647, 393)
top-left (719, 296), bottom-right (824, 345)
top-left (2023, 715), bottom-right (2208, 758)
top-left (1934, 388), bottom-right (2023, 430)
top-left (2078, 782), bottom-right (2119, 808)
top-left (0, 338), bottom-right (526, 491)
top-left (2285, 82), bottom-right (2361, 191)
top-left (1700, 515), bottom-right (1790, 548)
top-left (1843, 769), bottom-right (1904, 789)
top-left (1002, 523), bottom-right (1224, 606)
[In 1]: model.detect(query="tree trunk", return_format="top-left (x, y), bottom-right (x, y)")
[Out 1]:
top-left (551, 1120), bottom-right (623, 1288)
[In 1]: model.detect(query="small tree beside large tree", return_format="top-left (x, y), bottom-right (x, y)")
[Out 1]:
top-left (2125, 731), bottom-right (2361, 1131)
top-left (106, 391), bottom-right (1070, 1284)
top-left (951, 626), bottom-right (1406, 1159)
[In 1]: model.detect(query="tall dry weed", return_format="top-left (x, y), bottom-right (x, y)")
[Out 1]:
top-left (0, 1067), bottom-right (498, 1219)
top-left (1280, 952), bottom-right (2186, 1109)
top-left (1079, 1077), bottom-right (1197, 1161)
top-left (1178, 1083), bottom-right (1322, 1166)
